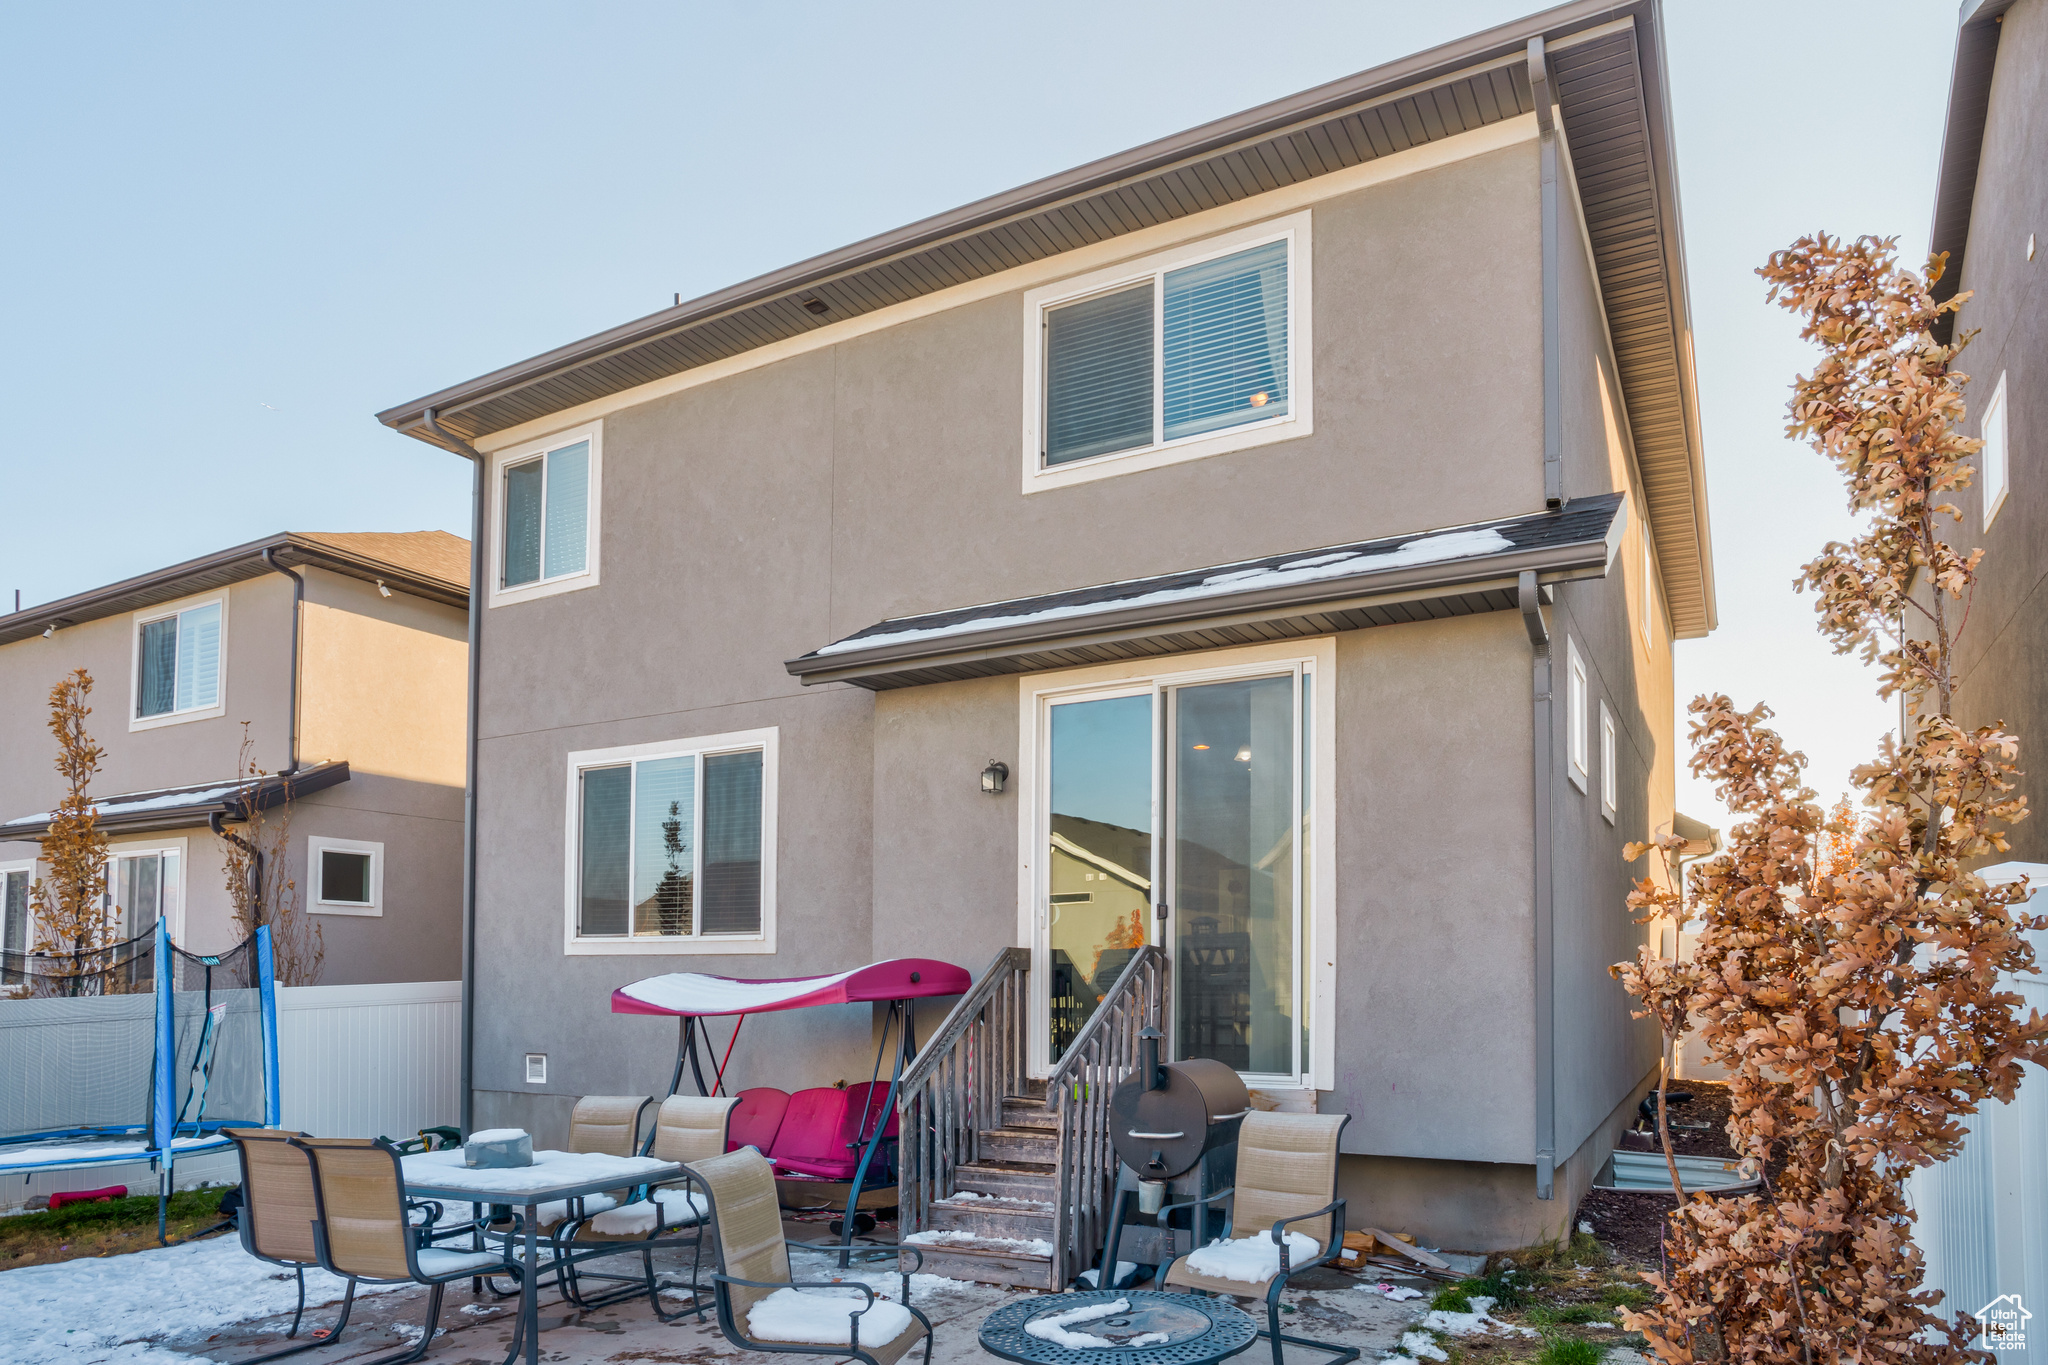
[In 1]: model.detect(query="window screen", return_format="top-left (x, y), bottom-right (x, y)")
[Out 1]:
top-left (138, 617), bottom-right (178, 717)
top-left (701, 751), bottom-right (763, 935)
top-left (320, 850), bottom-right (373, 904)
top-left (579, 766), bottom-right (631, 935)
top-left (502, 440), bottom-right (590, 588)
top-left (137, 604), bottom-right (220, 718)
top-left (1045, 283), bottom-right (1154, 465)
top-left (1163, 240), bottom-right (1289, 441)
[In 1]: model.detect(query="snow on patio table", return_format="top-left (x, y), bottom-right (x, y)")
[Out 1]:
top-left (1, 1230), bottom-right (411, 1365)
top-left (400, 1146), bottom-right (673, 1196)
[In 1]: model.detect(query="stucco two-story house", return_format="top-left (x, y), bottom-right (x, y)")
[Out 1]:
top-left (378, 0), bottom-right (1714, 1254)
top-left (0, 532), bottom-right (469, 986)
top-left (1909, 0), bottom-right (2048, 1328)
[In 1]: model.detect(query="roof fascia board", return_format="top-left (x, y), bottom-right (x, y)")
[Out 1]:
top-left (378, 0), bottom-right (1650, 439)
top-left (1, 763), bottom-right (351, 840)
top-left (1928, 0), bottom-right (2015, 331)
top-left (460, 115), bottom-right (1539, 456)
top-left (789, 508), bottom-right (1622, 684)
top-left (0, 537), bottom-right (467, 646)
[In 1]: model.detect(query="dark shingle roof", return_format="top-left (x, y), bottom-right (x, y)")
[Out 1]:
top-left (789, 493), bottom-right (1624, 689)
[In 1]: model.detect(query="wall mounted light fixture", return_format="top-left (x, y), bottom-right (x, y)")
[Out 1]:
top-left (981, 760), bottom-right (1009, 795)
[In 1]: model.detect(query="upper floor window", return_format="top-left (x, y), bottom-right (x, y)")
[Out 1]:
top-left (1566, 636), bottom-right (1589, 792)
top-left (1023, 213), bottom-right (1313, 492)
top-left (1981, 371), bottom-right (2009, 529)
top-left (132, 595), bottom-right (225, 730)
top-left (563, 727), bottom-right (777, 955)
top-left (489, 422), bottom-right (602, 606)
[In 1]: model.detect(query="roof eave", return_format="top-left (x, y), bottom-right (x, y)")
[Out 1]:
top-left (0, 762), bottom-right (351, 841)
top-left (788, 508), bottom-right (1622, 688)
top-left (0, 536), bottom-right (467, 647)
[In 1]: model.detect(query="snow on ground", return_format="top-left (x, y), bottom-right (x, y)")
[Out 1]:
top-left (0, 1233), bottom-right (403, 1365)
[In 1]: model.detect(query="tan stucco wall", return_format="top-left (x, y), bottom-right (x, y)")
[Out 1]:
top-left (297, 567), bottom-right (467, 787)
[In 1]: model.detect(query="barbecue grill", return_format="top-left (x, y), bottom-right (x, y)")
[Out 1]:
top-left (1089, 1027), bottom-right (1249, 1287)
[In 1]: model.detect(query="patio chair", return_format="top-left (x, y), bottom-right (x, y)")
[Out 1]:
top-left (529, 1094), bottom-right (652, 1232)
top-left (292, 1136), bottom-right (521, 1365)
top-left (561, 1094), bottom-right (735, 1319)
top-left (1159, 1112), bottom-right (1358, 1365)
top-left (692, 1147), bottom-right (934, 1365)
top-left (221, 1127), bottom-right (356, 1363)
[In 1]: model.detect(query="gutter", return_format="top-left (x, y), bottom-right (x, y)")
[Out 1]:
top-left (260, 547), bottom-right (304, 775)
top-left (1520, 570), bottom-right (1557, 1200)
top-left (421, 407), bottom-right (487, 1136)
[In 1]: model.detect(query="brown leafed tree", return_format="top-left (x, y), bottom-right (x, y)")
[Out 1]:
top-left (1613, 235), bottom-right (2048, 1365)
top-left (30, 670), bottom-right (114, 973)
top-left (219, 724), bottom-right (323, 985)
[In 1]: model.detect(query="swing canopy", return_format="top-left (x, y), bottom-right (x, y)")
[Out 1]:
top-left (610, 958), bottom-right (969, 1017)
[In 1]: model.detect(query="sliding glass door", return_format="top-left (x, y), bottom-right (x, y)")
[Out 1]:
top-left (1036, 660), bottom-right (1313, 1085)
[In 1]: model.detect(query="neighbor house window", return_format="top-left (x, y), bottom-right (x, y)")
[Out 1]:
top-left (1981, 371), bottom-right (2009, 529)
top-left (1600, 702), bottom-right (1617, 824)
top-left (308, 837), bottom-right (383, 916)
top-left (1023, 214), bottom-right (1312, 491)
top-left (1, 864), bottom-right (30, 989)
top-left (491, 422), bottom-right (601, 605)
top-left (132, 596), bottom-right (224, 728)
top-left (103, 844), bottom-right (183, 943)
top-left (1566, 638), bottom-right (1589, 791)
top-left (563, 728), bottom-right (777, 955)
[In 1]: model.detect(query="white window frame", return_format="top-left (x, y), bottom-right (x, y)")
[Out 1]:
top-left (129, 591), bottom-right (229, 732)
top-left (488, 420), bottom-right (603, 608)
top-left (1015, 638), bottom-right (1337, 1090)
top-left (103, 837), bottom-right (188, 943)
top-left (0, 859), bottom-right (33, 960)
top-left (561, 726), bottom-right (778, 956)
top-left (308, 836), bottom-right (384, 916)
top-left (1981, 371), bottom-right (2009, 530)
top-left (1021, 212), bottom-right (1315, 494)
top-left (1600, 701), bottom-right (1618, 824)
top-left (1566, 637), bottom-right (1589, 792)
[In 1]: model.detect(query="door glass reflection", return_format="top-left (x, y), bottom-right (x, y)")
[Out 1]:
top-left (1047, 694), bottom-right (1153, 1063)
top-left (1174, 675), bottom-right (1295, 1075)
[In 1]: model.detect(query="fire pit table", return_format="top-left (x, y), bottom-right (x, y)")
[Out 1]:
top-left (979, 1290), bottom-right (1259, 1365)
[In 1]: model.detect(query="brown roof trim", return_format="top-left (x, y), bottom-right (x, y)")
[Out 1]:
top-left (0, 761), bottom-right (351, 840)
top-left (1928, 0), bottom-right (2016, 343)
top-left (0, 533), bottom-right (469, 648)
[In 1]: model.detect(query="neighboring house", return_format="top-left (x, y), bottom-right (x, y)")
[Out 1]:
top-left (0, 532), bottom-right (470, 986)
top-left (1930, 0), bottom-right (2045, 862)
top-left (378, 0), bottom-right (1713, 1254)
top-left (1909, 0), bottom-right (2048, 1333)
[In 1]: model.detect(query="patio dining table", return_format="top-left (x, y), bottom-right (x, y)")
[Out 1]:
top-left (401, 1147), bottom-right (684, 1365)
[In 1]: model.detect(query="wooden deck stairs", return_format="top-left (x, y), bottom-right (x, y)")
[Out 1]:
top-left (895, 946), bottom-right (1168, 1290)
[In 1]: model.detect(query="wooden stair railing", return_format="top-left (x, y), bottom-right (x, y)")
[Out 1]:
top-left (895, 946), bottom-right (1030, 1236)
top-left (1042, 944), bottom-right (1169, 1288)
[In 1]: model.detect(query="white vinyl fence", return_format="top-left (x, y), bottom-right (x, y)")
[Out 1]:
top-left (1907, 862), bottom-right (2048, 1345)
top-left (1, 979), bottom-right (459, 1213)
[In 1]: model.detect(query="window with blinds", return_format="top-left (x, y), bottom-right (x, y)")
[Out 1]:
top-left (135, 600), bottom-right (222, 720)
top-left (576, 741), bottom-right (767, 940)
top-left (1042, 237), bottom-right (1292, 468)
top-left (503, 437), bottom-right (591, 588)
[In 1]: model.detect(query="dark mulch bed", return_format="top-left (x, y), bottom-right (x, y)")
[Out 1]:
top-left (1574, 1080), bottom-right (1739, 1264)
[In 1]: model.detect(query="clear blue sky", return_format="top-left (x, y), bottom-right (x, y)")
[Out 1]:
top-left (2, 0), bottom-right (1959, 824)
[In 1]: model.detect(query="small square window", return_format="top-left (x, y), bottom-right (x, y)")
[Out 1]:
top-left (309, 837), bottom-right (383, 916)
top-left (525, 1053), bottom-right (548, 1084)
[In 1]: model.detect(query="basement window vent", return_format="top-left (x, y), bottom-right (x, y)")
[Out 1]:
top-left (525, 1053), bottom-right (548, 1085)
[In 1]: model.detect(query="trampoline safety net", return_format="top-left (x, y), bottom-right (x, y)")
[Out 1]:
top-left (0, 928), bottom-right (272, 1160)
